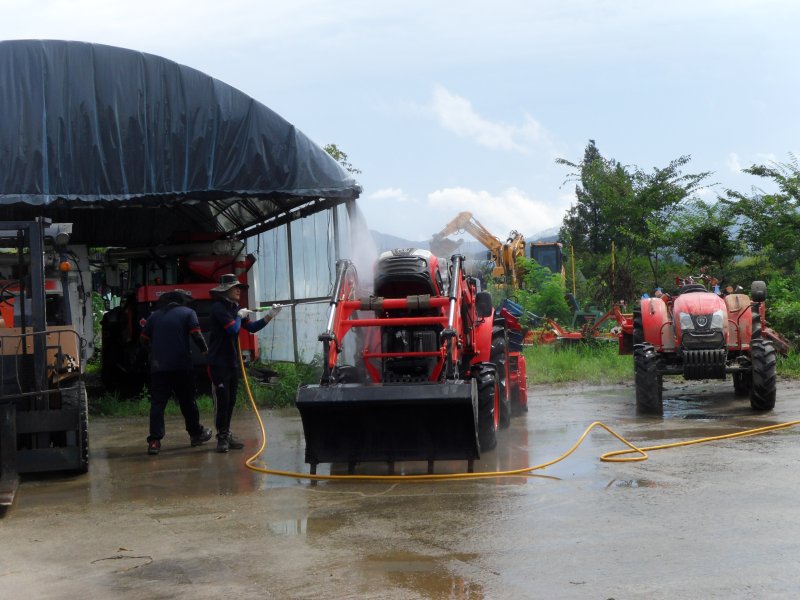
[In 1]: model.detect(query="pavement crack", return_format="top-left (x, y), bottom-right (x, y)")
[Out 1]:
top-left (91, 554), bottom-right (154, 572)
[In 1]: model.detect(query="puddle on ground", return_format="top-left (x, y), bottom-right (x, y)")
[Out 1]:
top-left (268, 517), bottom-right (307, 536)
top-left (605, 478), bottom-right (659, 489)
top-left (361, 550), bottom-right (484, 599)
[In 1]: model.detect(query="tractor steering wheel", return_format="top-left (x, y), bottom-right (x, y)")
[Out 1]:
top-left (0, 281), bottom-right (18, 306)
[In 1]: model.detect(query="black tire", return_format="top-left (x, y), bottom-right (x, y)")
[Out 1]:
top-left (62, 381), bottom-right (90, 473)
top-left (733, 371), bottom-right (751, 397)
top-left (100, 313), bottom-right (125, 393)
top-left (632, 306), bottom-right (644, 348)
top-left (751, 280), bottom-right (767, 303)
top-left (491, 325), bottom-right (511, 428)
top-left (750, 339), bottom-right (776, 411)
top-left (751, 302), bottom-right (762, 340)
top-left (473, 363), bottom-right (498, 453)
top-left (634, 343), bottom-right (663, 415)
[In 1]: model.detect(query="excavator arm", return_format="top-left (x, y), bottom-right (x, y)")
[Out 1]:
top-left (430, 212), bottom-right (525, 288)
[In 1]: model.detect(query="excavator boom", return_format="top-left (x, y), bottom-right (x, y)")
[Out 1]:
top-left (430, 212), bottom-right (525, 288)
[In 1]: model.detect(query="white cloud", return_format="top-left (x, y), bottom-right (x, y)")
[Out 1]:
top-left (369, 188), bottom-right (410, 203)
top-left (430, 86), bottom-right (561, 154)
top-left (727, 152), bottom-right (742, 172)
top-left (426, 187), bottom-right (569, 237)
top-left (358, 185), bottom-right (569, 241)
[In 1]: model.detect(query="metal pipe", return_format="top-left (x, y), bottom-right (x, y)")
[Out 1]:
top-left (447, 255), bottom-right (463, 331)
top-left (325, 260), bottom-right (353, 334)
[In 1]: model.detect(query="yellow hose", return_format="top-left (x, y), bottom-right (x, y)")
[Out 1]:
top-left (239, 345), bottom-right (800, 481)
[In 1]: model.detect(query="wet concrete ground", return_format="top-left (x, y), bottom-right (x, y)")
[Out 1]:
top-left (3, 378), bottom-right (800, 599)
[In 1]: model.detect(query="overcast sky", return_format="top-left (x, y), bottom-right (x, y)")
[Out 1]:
top-left (2, 1), bottom-right (798, 241)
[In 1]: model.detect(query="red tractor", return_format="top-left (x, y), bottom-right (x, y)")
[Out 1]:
top-left (632, 277), bottom-right (777, 415)
top-left (296, 249), bottom-right (527, 474)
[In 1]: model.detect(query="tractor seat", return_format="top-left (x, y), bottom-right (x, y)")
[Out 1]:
top-left (679, 283), bottom-right (708, 294)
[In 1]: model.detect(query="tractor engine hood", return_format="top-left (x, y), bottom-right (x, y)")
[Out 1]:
top-left (673, 291), bottom-right (728, 346)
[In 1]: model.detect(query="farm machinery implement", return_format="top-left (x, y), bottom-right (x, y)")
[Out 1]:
top-left (296, 249), bottom-right (527, 474)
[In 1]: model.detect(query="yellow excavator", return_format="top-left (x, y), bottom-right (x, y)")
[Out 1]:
top-left (430, 212), bottom-right (526, 289)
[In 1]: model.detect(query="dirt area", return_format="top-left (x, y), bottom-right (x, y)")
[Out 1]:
top-left (2, 378), bottom-right (800, 599)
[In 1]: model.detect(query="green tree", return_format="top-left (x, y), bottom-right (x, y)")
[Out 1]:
top-left (557, 140), bottom-right (633, 255)
top-left (323, 143), bottom-right (362, 174)
top-left (625, 156), bottom-right (713, 287)
top-left (722, 155), bottom-right (800, 273)
top-left (557, 141), bottom-right (712, 293)
top-left (514, 257), bottom-right (571, 323)
top-left (673, 199), bottom-right (741, 276)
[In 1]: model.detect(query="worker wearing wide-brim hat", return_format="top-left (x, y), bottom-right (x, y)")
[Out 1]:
top-left (207, 274), bottom-right (283, 453)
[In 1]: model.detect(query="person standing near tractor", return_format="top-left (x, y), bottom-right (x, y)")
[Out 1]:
top-left (141, 290), bottom-right (213, 455)
top-left (207, 274), bottom-right (282, 453)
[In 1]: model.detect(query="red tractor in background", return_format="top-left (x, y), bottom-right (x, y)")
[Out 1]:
top-left (631, 275), bottom-right (777, 415)
top-left (296, 249), bottom-right (527, 474)
top-left (99, 239), bottom-right (259, 393)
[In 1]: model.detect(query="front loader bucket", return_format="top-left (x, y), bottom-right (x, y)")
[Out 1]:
top-left (296, 380), bottom-right (479, 469)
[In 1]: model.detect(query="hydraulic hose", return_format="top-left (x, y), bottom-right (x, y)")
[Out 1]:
top-left (238, 342), bottom-right (800, 481)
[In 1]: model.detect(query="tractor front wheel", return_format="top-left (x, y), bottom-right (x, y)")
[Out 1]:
top-left (491, 326), bottom-right (511, 428)
top-left (61, 381), bottom-right (89, 473)
top-left (750, 339), bottom-right (777, 411)
top-left (634, 343), bottom-right (663, 415)
top-left (474, 363), bottom-right (498, 452)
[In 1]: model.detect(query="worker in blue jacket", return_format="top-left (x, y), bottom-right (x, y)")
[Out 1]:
top-left (141, 290), bottom-right (213, 455)
top-left (207, 274), bottom-right (282, 453)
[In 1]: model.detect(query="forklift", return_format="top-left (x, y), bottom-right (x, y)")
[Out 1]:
top-left (0, 219), bottom-right (90, 508)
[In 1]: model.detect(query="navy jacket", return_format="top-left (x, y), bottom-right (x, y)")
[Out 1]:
top-left (207, 297), bottom-right (269, 368)
top-left (141, 304), bottom-right (204, 372)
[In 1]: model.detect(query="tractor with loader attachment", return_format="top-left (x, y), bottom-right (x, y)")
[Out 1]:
top-left (296, 249), bottom-right (527, 474)
top-left (631, 276), bottom-right (777, 415)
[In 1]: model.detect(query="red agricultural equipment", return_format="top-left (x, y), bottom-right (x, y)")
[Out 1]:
top-left (100, 240), bottom-right (259, 393)
top-left (525, 303), bottom-right (632, 346)
top-left (296, 249), bottom-right (527, 474)
top-left (629, 276), bottom-right (777, 415)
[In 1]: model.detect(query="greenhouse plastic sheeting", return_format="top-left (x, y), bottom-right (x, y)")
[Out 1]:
top-left (0, 40), bottom-right (360, 246)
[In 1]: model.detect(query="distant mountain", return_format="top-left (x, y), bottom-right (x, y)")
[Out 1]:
top-left (369, 231), bottom-right (430, 253)
top-left (528, 226), bottom-right (560, 243)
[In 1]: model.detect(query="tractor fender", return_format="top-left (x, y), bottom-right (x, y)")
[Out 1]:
top-left (470, 311), bottom-right (495, 366)
top-left (724, 293), bottom-right (752, 349)
top-left (640, 297), bottom-right (675, 351)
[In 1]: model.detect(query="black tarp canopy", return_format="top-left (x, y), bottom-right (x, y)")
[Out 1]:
top-left (0, 39), bottom-right (361, 247)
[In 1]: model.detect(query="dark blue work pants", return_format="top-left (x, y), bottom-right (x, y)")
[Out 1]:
top-left (147, 369), bottom-right (203, 442)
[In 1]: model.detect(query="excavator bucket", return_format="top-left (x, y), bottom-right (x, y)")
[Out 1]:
top-left (296, 380), bottom-right (479, 470)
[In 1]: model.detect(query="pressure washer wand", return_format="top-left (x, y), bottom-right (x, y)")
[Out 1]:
top-left (245, 299), bottom-right (329, 319)
top-left (256, 299), bottom-right (331, 309)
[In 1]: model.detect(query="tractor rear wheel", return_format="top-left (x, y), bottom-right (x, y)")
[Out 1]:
top-left (632, 306), bottom-right (644, 348)
top-left (491, 326), bottom-right (511, 428)
top-left (634, 343), bottom-right (663, 415)
top-left (750, 339), bottom-right (776, 411)
top-left (474, 363), bottom-right (498, 452)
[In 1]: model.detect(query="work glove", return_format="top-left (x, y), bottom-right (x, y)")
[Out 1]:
top-left (266, 304), bottom-right (283, 319)
top-left (237, 307), bottom-right (251, 320)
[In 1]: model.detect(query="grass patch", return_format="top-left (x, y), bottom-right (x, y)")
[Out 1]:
top-left (522, 342), bottom-right (632, 385)
top-left (778, 350), bottom-right (800, 377)
top-left (90, 360), bottom-right (321, 417)
top-left (90, 346), bottom-right (799, 416)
